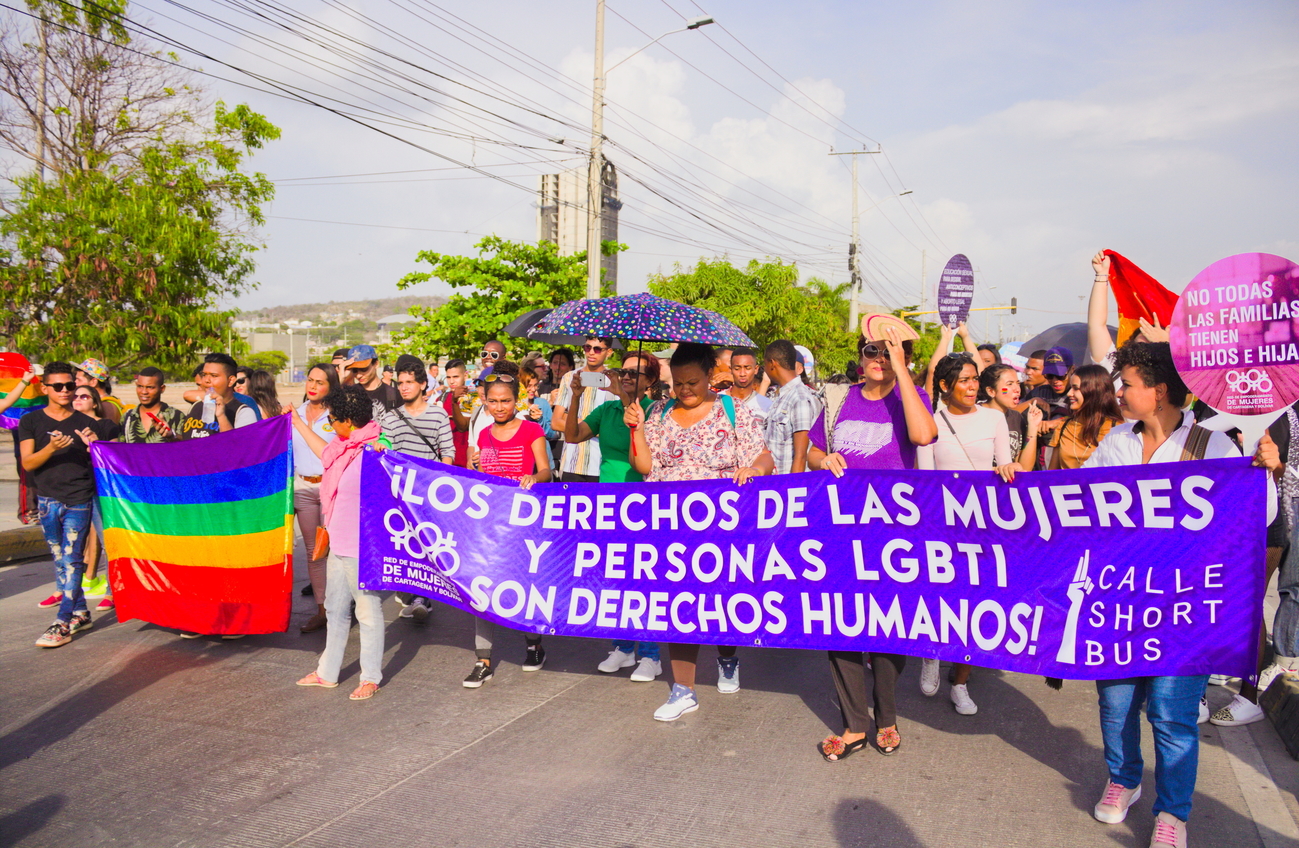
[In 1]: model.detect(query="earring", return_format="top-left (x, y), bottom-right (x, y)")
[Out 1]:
top-left (1157, 402), bottom-right (1163, 413)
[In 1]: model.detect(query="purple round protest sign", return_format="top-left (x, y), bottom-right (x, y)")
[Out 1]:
top-left (1170, 253), bottom-right (1299, 415)
top-left (937, 254), bottom-right (974, 327)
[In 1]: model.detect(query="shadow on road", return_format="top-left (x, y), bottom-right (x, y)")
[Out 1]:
top-left (0, 795), bottom-right (64, 847)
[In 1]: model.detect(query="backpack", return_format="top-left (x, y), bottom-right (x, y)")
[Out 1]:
top-left (820, 382), bottom-right (853, 454)
top-left (1179, 423), bottom-right (1212, 462)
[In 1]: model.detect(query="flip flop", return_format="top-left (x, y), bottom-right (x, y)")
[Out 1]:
top-left (875, 726), bottom-right (901, 755)
top-left (349, 682), bottom-right (380, 701)
top-left (296, 672), bottom-right (338, 688)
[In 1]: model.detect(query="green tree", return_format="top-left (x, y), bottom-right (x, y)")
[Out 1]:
top-left (0, 5), bottom-right (279, 372)
top-left (243, 350), bottom-right (288, 374)
top-left (392, 236), bottom-right (618, 361)
top-left (647, 258), bottom-right (860, 375)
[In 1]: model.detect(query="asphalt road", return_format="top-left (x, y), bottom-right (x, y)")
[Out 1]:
top-left (3, 530), bottom-right (1299, 848)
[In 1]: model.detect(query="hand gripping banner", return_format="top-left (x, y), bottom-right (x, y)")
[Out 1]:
top-left (359, 451), bottom-right (1266, 679)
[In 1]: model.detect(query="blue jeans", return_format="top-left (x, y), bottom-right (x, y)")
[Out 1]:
top-left (1096, 675), bottom-right (1208, 822)
top-left (316, 552), bottom-right (385, 685)
top-left (612, 640), bottom-right (660, 661)
top-left (38, 496), bottom-right (92, 623)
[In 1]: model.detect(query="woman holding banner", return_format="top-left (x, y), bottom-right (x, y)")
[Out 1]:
top-left (291, 363), bottom-right (339, 633)
top-left (625, 343), bottom-right (773, 721)
top-left (1081, 342), bottom-right (1242, 847)
top-left (807, 314), bottom-right (937, 758)
top-left (294, 385), bottom-right (386, 701)
top-left (916, 352), bottom-right (1014, 717)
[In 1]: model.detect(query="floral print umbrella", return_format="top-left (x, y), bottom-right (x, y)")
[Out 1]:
top-left (527, 292), bottom-right (756, 347)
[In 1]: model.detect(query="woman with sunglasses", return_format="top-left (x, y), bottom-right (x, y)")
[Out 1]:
top-left (625, 343), bottom-right (773, 721)
top-left (290, 363), bottom-right (340, 632)
top-left (294, 385), bottom-right (386, 700)
top-left (807, 314), bottom-right (937, 758)
top-left (71, 385), bottom-right (112, 603)
top-left (914, 353), bottom-right (1015, 716)
top-left (463, 364), bottom-right (553, 688)
top-left (564, 352), bottom-right (664, 682)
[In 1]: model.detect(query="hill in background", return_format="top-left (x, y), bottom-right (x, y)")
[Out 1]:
top-left (239, 295), bottom-right (447, 325)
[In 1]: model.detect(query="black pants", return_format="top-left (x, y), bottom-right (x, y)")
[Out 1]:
top-left (827, 651), bottom-right (907, 732)
top-left (562, 472), bottom-right (600, 483)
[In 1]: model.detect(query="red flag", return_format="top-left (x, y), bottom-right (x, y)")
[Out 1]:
top-left (1103, 250), bottom-right (1179, 346)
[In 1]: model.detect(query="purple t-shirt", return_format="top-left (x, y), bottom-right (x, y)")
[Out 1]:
top-left (810, 383), bottom-right (932, 471)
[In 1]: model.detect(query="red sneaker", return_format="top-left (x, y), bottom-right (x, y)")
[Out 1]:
top-left (96, 598), bottom-right (115, 611)
top-left (37, 592), bottom-right (61, 608)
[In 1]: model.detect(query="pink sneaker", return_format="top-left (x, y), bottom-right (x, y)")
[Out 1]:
top-left (96, 598), bottom-right (115, 611)
top-left (1149, 812), bottom-right (1186, 848)
top-left (37, 592), bottom-right (61, 608)
top-left (1094, 780), bottom-right (1141, 823)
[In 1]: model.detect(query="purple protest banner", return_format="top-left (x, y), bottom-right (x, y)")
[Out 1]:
top-left (1170, 252), bottom-right (1299, 416)
top-left (359, 451), bottom-right (1266, 679)
top-left (937, 254), bottom-right (975, 327)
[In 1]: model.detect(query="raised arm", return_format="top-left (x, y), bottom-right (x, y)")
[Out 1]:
top-left (0, 371), bottom-right (34, 415)
top-left (886, 326), bottom-right (938, 447)
top-left (1088, 251), bottom-right (1114, 364)
top-left (925, 324), bottom-right (955, 400)
top-left (562, 380), bottom-right (595, 444)
top-left (289, 407), bottom-right (329, 458)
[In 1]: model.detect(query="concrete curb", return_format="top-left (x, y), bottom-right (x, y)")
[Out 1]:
top-left (0, 524), bottom-right (46, 563)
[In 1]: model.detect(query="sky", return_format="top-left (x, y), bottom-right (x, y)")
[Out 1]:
top-left (111, 0), bottom-right (1299, 340)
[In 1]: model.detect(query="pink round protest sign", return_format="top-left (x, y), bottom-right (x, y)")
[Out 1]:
top-left (1170, 252), bottom-right (1299, 415)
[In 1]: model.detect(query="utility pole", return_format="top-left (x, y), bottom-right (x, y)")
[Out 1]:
top-left (585, 0), bottom-right (606, 300)
top-left (828, 148), bottom-right (880, 331)
top-left (919, 249), bottom-right (927, 334)
top-left (36, 15), bottom-right (47, 180)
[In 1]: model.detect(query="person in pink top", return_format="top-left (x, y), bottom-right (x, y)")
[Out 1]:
top-left (291, 385), bottom-right (385, 701)
top-left (463, 366), bottom-right (552, 689)
top-left (916, 352), bottom-right (1016, 716)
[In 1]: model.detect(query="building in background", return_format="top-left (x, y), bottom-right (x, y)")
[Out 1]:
top-left (538, 161), bottom-right (621, 292)
top-left (376, 313), bottom-right (418, 344)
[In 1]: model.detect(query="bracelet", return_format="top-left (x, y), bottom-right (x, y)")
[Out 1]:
top-left (1093, 276), bottom-right (1108, 282)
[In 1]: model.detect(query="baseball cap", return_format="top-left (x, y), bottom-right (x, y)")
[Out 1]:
top-left (346, 344), bottom-right (377, 368)
top-left (860, 313), bottom-right (919, 343)
top-left (1042, 346), bottom-right (1074, 377)
top-left (75, 358), bottom-right (110, 382)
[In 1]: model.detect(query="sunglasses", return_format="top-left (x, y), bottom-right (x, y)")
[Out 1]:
top-left (73, 393), bottom-right (95, 401)
top-left (45, 382), bottom-right (76, 392)
top-left (235, 377), bottom-right (247, 385)
top-left (480, 350), bottom-right (502, 360)
top-left (582, 344), bottom-right (608, 353)
top-left (858, 343), bottom-right (889, 360)
top-left (479, 373), bottom-right (517, 384)
top-left (611, 368), bottom-right (649, 378)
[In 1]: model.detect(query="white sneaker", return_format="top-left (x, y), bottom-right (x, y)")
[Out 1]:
top-left (716, 657), bottom-right (740, 694)
top-left (1207, 673), bottom-right (1235, 687)
top-left (397, 600), bottom-right (416, 619)
top-left (1094, 780), bottom-right (1141, 823)
top-left (411, 598), bottom-right (431, 625)
top-left (654, 683), bottom-right (699, 721)
top-left (1198, 696), bottom-right (1209, 725)
top-left (951, 683), bottom-right (977, 715)
top-left (1258, 660), bottom-right (1297, 694)
top-left (597, 648), bottom-right (636, 674)
top-left (629, 657), bottom-right (661, 682)
top-left (1209, 693), bottom-right (1266, 726)
top-left (920, 657), bottom-right (940, 696)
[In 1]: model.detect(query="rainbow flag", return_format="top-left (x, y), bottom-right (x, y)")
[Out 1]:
top-left (0, 352), bottom-right (45, 429)
top-left (91, 415), bottom-right (294, 634)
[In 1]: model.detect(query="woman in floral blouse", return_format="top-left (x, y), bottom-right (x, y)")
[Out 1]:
top-left (627, 343), bottom-right (773, 721)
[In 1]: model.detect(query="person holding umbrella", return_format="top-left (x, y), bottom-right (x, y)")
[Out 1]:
top-left (626, 343), bottom-right (773, 720)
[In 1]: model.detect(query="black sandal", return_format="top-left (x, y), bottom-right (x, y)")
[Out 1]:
top-left (819, 734), bottom-right (868, 762)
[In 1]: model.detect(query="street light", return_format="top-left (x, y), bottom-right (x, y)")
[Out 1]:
top-left (586, 7), bottom-right (715, 299)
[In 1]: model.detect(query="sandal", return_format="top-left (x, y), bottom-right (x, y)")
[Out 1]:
top-left (349, 681), bottom-right (380, 701)
top-left (875, 726), bottom-right (901, 755)
top-left (296, 672), bottom-right (338, 688)
top-left (819, 734), bottom-right (868, 762)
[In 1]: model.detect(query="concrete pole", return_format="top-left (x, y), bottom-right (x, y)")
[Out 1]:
top-left (847, 153), bottom-right (860, 332)
top-left (585, 0), bottom-right (606, 300)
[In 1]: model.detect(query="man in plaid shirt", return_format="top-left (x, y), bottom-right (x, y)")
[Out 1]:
top-left (762, 341), bottom-right (822, 474)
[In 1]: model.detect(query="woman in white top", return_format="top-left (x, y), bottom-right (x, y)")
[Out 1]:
top-left (292, 363), bottom-right (339, 633)
top-left (917, 353), bottom-right (1015, 716)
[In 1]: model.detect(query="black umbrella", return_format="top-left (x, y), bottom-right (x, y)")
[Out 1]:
top-left (1020, 322), bottom-right (1116, 366)
top-left (502, 308), bottom-right (622, 348)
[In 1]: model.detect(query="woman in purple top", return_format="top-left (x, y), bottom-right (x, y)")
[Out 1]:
top-left (808, 314), bottom-right (937, 759)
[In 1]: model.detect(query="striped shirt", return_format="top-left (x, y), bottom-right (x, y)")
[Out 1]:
top-left (477, 420), bottom-right (545, 481)
top-left (556, 370), bottom-right (615, 477)
top-left (380, 402), bottom-right (455, 461)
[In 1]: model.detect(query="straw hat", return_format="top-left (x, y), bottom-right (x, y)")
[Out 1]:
top-left (859, 313), bottom-right (919, 343)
